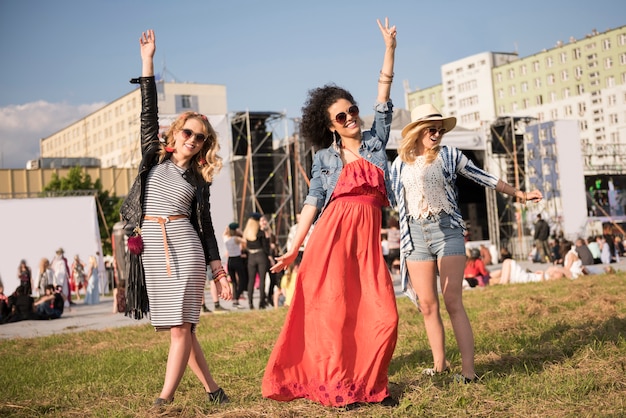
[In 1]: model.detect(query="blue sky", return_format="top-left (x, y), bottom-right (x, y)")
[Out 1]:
top-left (0, 0), bottom-right (624, 168)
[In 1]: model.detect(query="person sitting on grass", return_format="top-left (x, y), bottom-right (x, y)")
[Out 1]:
top-left (490, 242), bottom-right (613, 285)
top-left (34, 284), bottom-right (65, 320)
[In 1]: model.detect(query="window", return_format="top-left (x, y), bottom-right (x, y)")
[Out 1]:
top-left (564, 105), bottom-right (573, 116)
top-left (498, 89), bottom-right (504, 98)
top-left (536, 95), bottom-right (543, 105)
top-left (535, 78), bottom-right (542, 88)
top-left (508, 68), bottom-right (515, 79)
top-left (577, 84), bottom-right (585, 94)
top-left (575, 66), bottom-right (583, 78)
top-left (523, 99), bottom-right (530, 109)
top-left (561, 70), bottom-right (568, 81)
top-left (496, 73), bottom-right (502, 82)
top-left (573, 48), bottom-right (581, 59)
top-left (609, 113), bottom-right (618, 124)
top-left (563, 87), bottom-right (570, 98)
top-left (533, 60), bottom-right (540, 71)
top-left (546, 56), bottom-right (554, 67)
top-left (560, 52), bottom-right (567, 63)
top-left (550, 92), bottom-right (557, 102)
top-left (510, 85), bottom-right (516, 96)
top-left (608, 94), bottom-right (617, 106)
top-left (521, 81), bottom-right (528, 92)
top-left (607, 76), bottom-right (615, 87)
top-left (620, 53), bottom-right (626, 65)
top-left (605, 57), bottom-right (613, 69)
top-left (520, 64), bottom-right (527, 75)
top-left (547, 74), bottom-right (555, 85)
top-left (578, 102), bottom-right (586, 114)
top-left (181, 95), bottom-right (192, 108)
top-left (551, 109), bottom-right (558, 119)
top-left (603, 39), bottom-right (611, 50)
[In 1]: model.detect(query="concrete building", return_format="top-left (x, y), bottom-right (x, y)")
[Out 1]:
top-left (39, 80), bottom-right (228, 170)
top-left (407, 25), bottom-right (626, 177)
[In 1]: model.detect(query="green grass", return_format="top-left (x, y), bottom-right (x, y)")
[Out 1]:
top-left (1, 272), bottom-right (626, 417)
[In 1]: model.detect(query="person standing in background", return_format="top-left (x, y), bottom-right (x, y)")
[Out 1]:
top-left (51, 248), bottom-right (71, 307)
top-left (533, 214), bottom-right (551, 263)
top-left (223, 222), bottom-right (247, 309)
top-left (243, 213), bottom-right (271, 310)
top-left (83, 255), bottom-right (100, 305)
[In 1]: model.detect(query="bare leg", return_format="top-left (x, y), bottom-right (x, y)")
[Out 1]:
top-left (187, 332), bottom-right (220, 393)
top-left (439, 255), bottom-right (475, 379)
top-left (407, 259), bottom-right (447, 372)
top-left (159, 323), bottom-right (193, 401)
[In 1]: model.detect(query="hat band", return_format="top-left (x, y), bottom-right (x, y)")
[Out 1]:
top-left (416, 113), bottom-right (443, 121)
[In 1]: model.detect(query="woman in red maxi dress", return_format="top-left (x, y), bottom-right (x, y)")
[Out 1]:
top-left (262, 18), bottom-right (399, 408)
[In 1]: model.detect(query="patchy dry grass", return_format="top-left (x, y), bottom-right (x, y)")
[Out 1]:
top-left (1, 272), bottom-right (625, 417)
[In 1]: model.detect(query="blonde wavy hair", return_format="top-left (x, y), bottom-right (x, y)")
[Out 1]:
top-left (159, 112), bottom-right (223, 182)
top-left (398, 124), bottom-right (440, 165)
top-left (243, 217), bottom-right (260, 242)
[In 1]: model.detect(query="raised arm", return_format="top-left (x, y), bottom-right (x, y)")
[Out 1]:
top-left (140, 29), bottom-right (156, 77)
top-left (376, 17), bottom-right (397, 103)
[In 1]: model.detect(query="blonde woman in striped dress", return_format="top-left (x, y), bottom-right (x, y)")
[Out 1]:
top-left (130, 29), bottom-right (232, 408)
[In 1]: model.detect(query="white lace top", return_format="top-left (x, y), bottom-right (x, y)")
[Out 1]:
top-left (401, 156), bottom-right (453, 219)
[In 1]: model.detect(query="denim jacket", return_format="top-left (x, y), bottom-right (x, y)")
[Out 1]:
top-left (303, 101), bottom-right (395, 222)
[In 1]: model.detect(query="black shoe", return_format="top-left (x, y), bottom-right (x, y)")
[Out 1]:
top-left (259, 304), bottom-right (266, 310)
top-left (202, 305), bottom-right (211, 313)
top-left (207, 387), bottom-right (229, 404)
top-left (152, 397), bottom-right (173, 407)
top-left (453, 374), bottom-right (479, 384)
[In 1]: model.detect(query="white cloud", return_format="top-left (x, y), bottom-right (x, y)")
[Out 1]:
top-left (0, 101), bottom-right (104, 169)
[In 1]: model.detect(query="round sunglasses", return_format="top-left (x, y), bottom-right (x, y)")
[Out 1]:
top-left (333, 105), bottom-right (359, 125)
top-left (426, 127), bottom-right (446, 136)
top-left (180, 128), bottom-right (208, 142)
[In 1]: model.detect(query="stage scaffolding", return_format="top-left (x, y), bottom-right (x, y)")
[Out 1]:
top-left (229, 111), bottom-right (313, 251)
top-left (488, 116), bottom-right (536, 259)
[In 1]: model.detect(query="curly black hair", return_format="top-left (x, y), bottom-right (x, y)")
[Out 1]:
top-left (300, 84), bottom-right (356, 149)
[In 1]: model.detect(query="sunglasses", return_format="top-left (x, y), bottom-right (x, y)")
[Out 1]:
top-left (180, 128), bottom-right (208, 143)
top-left (333, 105), bottom-right (359, 125)
top-left (426, 127), bottom-right (446, 136)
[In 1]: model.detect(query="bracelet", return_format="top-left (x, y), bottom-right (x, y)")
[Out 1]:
top-left (379, 70), bottom-right (394, 79)
top-left (524, 191), bottom-right (528, 204)
top-left (378, 79), bottom-right (392, 84)
top-left (212, 271), bottom-right (227, 283)
top-left (211, 267), bottom-right (226, 279)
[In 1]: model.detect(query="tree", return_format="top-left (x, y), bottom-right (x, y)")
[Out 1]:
top-left (42, 166), bottom-right (122, 255)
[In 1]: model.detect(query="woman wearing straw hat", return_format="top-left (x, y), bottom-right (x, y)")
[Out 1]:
top-left (390, 103), bottom-right (543, 383)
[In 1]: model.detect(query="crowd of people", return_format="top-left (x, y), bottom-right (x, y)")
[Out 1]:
top-left (0, 248), bottom-right (104, 325)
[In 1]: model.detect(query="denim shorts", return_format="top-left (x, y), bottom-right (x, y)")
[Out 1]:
top-left (406, 212), bottom-right (466, 261)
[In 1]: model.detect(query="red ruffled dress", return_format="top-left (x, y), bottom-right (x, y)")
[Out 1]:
top-left (262, 158), bottom-right (399, 407)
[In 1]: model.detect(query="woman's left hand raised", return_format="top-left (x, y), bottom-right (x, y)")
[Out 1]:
top-left (377, 17), bottom-right (397, 48)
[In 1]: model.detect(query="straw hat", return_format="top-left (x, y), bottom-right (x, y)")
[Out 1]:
top-left (401, 104), bottom-right (457, 138)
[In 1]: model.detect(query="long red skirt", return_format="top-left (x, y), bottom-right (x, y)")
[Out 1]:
top-left (262, 160), bottom-right (398, 407)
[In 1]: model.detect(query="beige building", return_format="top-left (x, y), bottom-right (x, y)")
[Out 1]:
top-left (39, 80), bottom-right (228, 170)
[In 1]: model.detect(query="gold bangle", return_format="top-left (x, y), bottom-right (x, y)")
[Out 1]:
top-left (380, 70), bottom-right (394, 79)
top-left (378, 79), bottom-right (392, 84)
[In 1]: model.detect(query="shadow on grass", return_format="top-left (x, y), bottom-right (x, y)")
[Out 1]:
top-left (481, 315), bottom-right (626, 376)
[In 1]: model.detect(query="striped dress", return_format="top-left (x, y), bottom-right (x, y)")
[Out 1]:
top-left (142, 160), bottom-right (206, 331)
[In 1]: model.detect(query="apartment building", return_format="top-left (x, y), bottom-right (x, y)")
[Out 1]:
top-left (39, 80), bottom-right (228, 170)
top-left (406, 25), bottom-right (626, 177)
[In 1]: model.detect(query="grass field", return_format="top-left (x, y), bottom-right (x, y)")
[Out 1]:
top-left (1, 272), bottom-right (625, 417)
